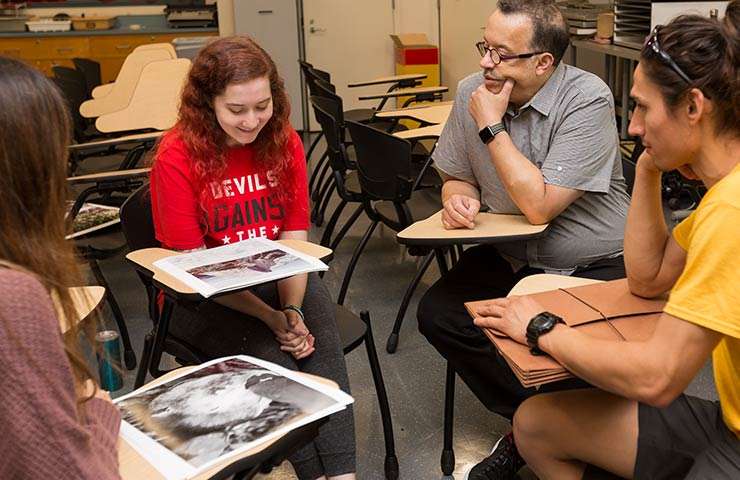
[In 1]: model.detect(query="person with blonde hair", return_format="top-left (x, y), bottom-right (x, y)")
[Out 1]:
top-left (0, 57), bottom-right (120, 479)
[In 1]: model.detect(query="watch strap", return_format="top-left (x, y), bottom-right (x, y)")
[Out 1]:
top-left (527, 312), bottom-right (564, 356)
top-left (478, 122), bottom-right (506, 144)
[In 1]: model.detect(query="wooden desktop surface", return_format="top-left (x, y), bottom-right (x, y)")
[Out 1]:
top-left (118, 367), bottom-right (339, 480)
top-left (59, 285), bottom-right (105, 334)
top-left (393, 123), bottom-right (445, 140)
top-left (397, 210), bottom-right (548, 247)
top-left (68, 131), bottom-right (164, 152)
top-left (81, 49), bottom-right (174, 118)
top-left (375, 101), bottom-right (452, 125)
top-left (95, 58), bottom-right (191, 134)
top-left (358, 85), bottom-right (448, 101)
top-left (508, 274), bottom-right (602, 297)
top-left (67, 167), bottom-right (151, 185)
top-left (348, 73), bottom-right (427, 88)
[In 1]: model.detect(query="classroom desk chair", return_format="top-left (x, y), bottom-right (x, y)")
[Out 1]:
top-left (396, 211), bottom-right (549, 476)
top-left (119, 184), bottom-right (399, 479)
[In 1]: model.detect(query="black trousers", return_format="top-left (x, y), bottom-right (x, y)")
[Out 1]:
top-left (417, 245), bottom-right (626, 419)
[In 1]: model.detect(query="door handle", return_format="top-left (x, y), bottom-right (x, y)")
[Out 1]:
top-left (309, 26), bottom-right (326, 34)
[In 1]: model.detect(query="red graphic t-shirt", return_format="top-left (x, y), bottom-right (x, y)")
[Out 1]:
top-left (151, 129), bottom-right (310, 250)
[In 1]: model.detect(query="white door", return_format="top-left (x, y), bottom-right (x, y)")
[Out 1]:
top-left (303, 0), bottom-right (396, 118)
top-left (233, 0), bottom-right (305, 130)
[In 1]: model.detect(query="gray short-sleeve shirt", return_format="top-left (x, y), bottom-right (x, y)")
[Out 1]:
top-left (434, 63), bottom-right (630, 272)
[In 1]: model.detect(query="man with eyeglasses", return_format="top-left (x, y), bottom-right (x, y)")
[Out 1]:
top-left (416, 0), bottom-right (630, 478)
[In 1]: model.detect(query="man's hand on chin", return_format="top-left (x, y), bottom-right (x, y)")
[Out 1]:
top-left (469, 78), bottom-right (515, 129)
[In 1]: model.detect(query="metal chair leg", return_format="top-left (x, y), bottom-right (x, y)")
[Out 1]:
top-left (309, 152), bottom-right (329, 200)
top-left (329, 204), bottom-right (364, 251)
top-left (314, 180), bottom-right (337, 227)
top-left (133, 331), bottom-right (154, 389)
top-left (311, 173), bottom-right (335, 226)
top-left (320, 199), bottom-right (347, 247)
top-left (89, 257), bottom-right (137, 370)
top-left (386, 250), bottom-right (435, 353)
top-left (304, 130), bottom-right (324, 165)
top-left (361, 311), bottom-right (399, 480)
top-left (337, 220), bottom-right (378, 305)
top-left (442, 362), bottom-right (456, 475)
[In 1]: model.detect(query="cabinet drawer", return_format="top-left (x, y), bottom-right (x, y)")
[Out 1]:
top-left (90, 34), bottom-right (157, 57)
top-left (29, 37), bottom-right (90, 59)
top-left (0, 38), bottom-right (35, 58)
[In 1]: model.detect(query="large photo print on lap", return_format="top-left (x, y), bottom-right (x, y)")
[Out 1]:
top-left (116, 355), bottom-right (353, 480)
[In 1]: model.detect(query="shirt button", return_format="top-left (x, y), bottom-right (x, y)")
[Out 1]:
top-left (557, 166), bottom-right (563, 172)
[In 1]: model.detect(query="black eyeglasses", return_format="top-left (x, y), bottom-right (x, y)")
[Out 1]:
top-left (645, 26), bottom-right (693, 85)
top-left (475, 41), bottom-right (545, 65)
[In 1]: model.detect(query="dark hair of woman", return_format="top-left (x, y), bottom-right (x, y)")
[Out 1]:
top-left (640, 1), bottom-right (739, 136)
top-left (0, 57), bottom-right (97, 403)
top-left (170, 36), bottom-right (294, 212)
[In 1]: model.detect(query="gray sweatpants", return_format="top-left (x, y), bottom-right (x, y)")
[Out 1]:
top-left (169, 273), bottom-right (356, 479)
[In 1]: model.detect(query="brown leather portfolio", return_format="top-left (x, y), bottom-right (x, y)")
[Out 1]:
top-left (464, 279), bottom-right (667, 388)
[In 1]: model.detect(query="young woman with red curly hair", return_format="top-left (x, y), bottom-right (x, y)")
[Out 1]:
top-left (150, 36), bottom-right (356, 480)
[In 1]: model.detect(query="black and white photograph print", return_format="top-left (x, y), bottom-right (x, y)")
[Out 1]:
top-left (116, 357), bottom-right (343, 468)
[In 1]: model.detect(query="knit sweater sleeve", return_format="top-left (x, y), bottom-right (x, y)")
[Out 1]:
top-left (0, 270), bottom-right (121, 480)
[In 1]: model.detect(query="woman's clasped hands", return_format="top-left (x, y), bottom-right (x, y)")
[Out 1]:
top-left (267, 308), bottom-right (315, 359)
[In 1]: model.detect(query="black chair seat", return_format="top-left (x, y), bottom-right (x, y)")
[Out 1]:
top-left (336, 304), bottom-right (367, 353)
top-left (344, 108), bottom-right (377, 124)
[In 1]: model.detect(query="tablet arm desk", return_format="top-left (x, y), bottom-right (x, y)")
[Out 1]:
top-left (396, 210), bottom-right (549, 476)
top-left (358, 85), bottom-right (449, 109)
top-left (126, 241), bottom-right (333, 389)
top-left (348, 73), bottom-right (428, 110)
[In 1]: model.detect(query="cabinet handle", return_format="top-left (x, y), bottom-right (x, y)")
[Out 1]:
top-left (56, 47), bottom-right (73, 53)
top-left (258, 10), bottom-right (273, 14)
top-left (116, 44), bottom-right (131, 50)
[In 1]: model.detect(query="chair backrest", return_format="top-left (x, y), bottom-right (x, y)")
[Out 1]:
top-left (120, 183), bottom-right (160, 251)
top-left (305, 65), bottom-right (331, 83)
top-left (94, 58), bottom-right (191, 133)
top-left (306, 67), bottom-right (336, 96)
top-left (52, 66), bottom-right (91, 143)
top-left (72, 57), bottom-right (102, 97)
top-left (309, 96), bottom-right (347, 165)
top-left (119, 182), bottom-right (162, 322)
top-left (345, 120), bottom-right (414, 202)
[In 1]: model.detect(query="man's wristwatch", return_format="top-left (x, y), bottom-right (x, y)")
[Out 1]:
top-left (478, 122), bottom-right (506, 144)
top-left (526, 311), bottom-right (565, 356)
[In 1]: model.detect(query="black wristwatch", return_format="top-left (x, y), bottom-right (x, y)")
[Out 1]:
top-left (478, 122), bottom-right (506, 144)
top-left (526, 311), bottom-right (565, 356)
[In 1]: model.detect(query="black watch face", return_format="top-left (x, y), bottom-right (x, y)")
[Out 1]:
top-left (531, 314), bottom-right (553, 329)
